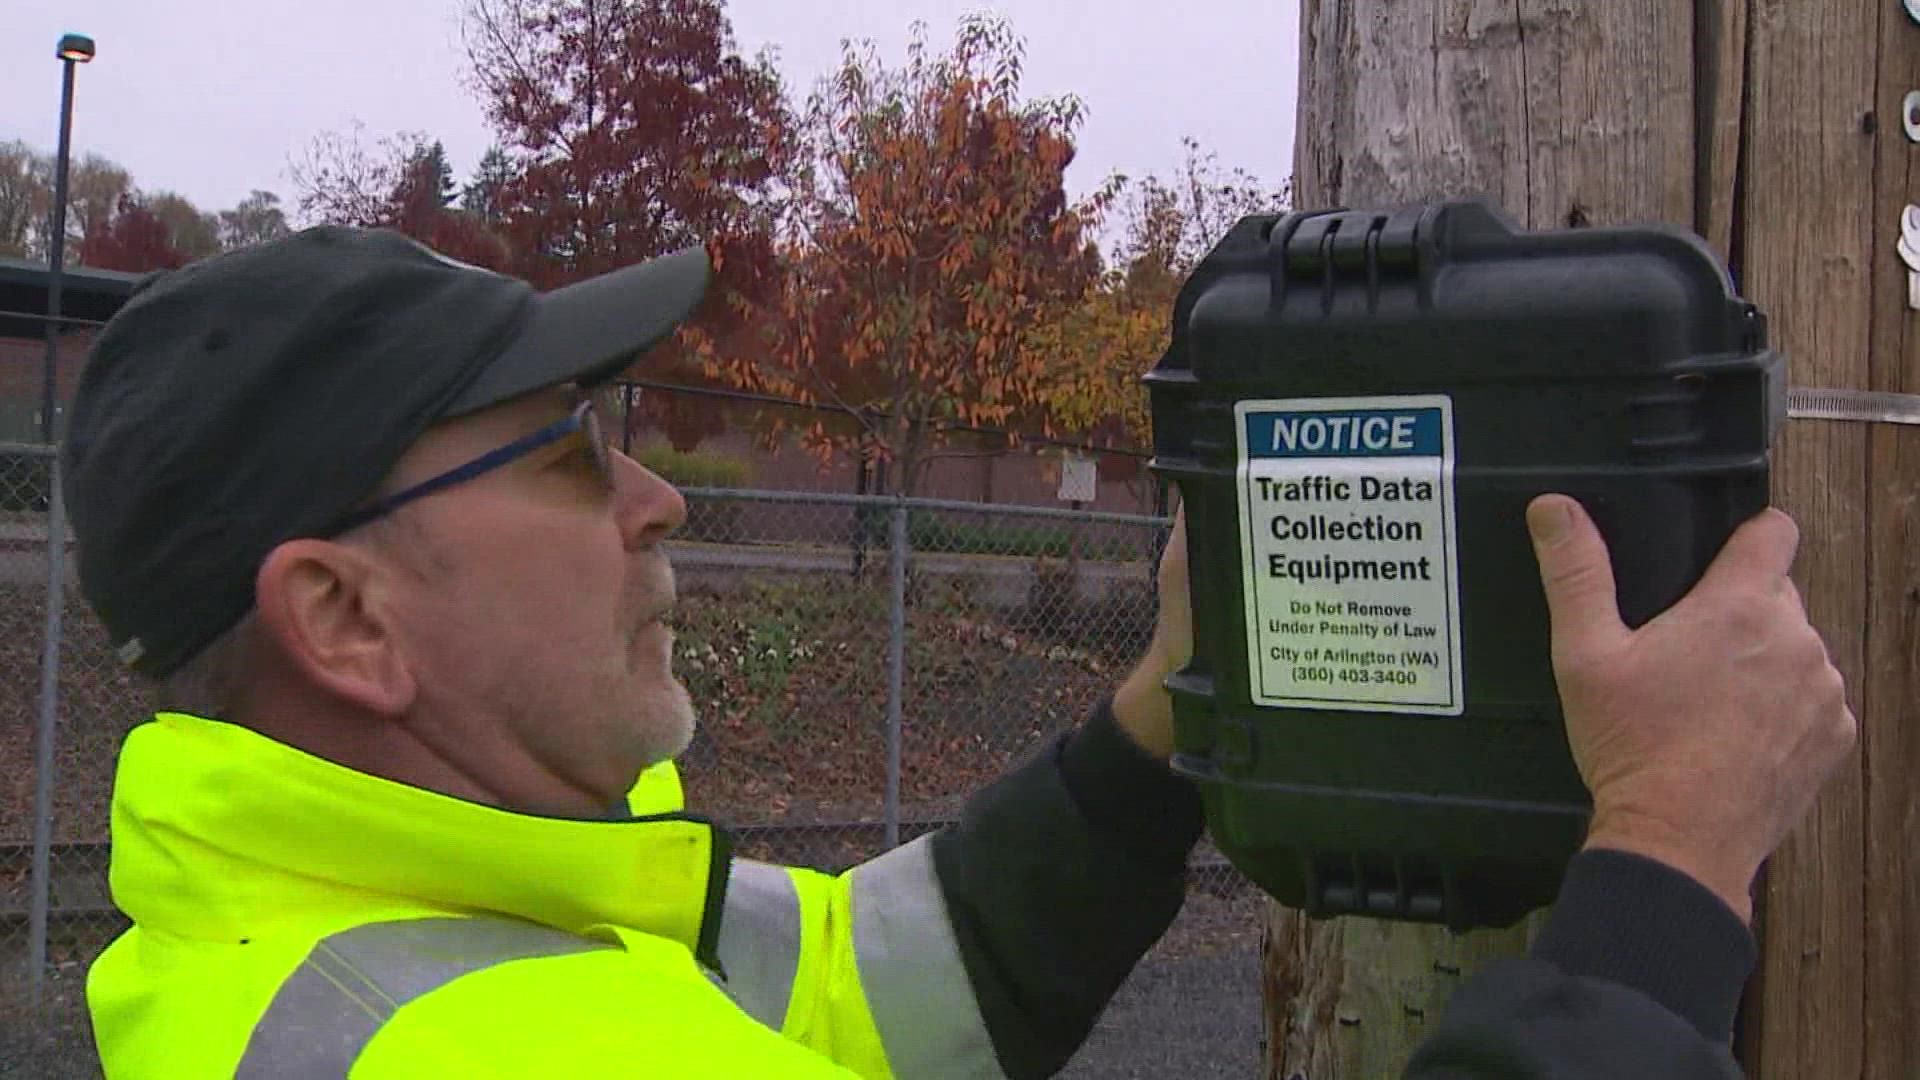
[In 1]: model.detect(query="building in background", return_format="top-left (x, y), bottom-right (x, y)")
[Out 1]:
top-left (0, 258), bottom-right (138, 442)
top-left (0, 259), bottom-right (137, 511)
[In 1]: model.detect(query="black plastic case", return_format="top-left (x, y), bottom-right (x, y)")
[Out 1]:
top-left (1147, 200), bottom-right (1785, 929)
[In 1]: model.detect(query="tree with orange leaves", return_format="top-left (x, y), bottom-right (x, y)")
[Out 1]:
top-left (1025, 138), bottom-right (1290, 488)
top-left (724, 15), bottom-right (1109, 497)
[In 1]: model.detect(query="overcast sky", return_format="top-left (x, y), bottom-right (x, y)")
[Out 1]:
top-left (3, 1), bottom-right (1300, 222)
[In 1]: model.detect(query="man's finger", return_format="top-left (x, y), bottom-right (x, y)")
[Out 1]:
top-left (1695, 508), bottom-right (1800, 597)
top-left (1527, 494), bottom-right (1629, 654)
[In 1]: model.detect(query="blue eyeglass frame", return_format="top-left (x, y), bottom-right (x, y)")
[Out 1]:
top-left (322, 398), bottom-right (607, 537)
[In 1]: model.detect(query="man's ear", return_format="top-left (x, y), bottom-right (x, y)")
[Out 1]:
top-left (253, 539), bottom-right (417, 716)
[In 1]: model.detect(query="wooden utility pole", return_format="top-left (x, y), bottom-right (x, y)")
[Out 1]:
top-left (1272, 3), bottom-right (1918, 1076)
top-left (1735, 8), bottom-right (1873, 1077)
top-left (1861, 7), bottom-right (1920, 1075)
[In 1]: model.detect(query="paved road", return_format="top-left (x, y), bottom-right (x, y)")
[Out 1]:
top-left (0, 549), bottom-right (73, 589)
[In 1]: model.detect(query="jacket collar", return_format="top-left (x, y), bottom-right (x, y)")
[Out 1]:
top-left (109, 713), bottom-right (729, 964)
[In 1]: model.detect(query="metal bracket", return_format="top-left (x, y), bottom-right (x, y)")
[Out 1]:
top-left (1787, 388), bottom-right (1920, 426)
top-left (1899, 206), bottom-right (1920, 310)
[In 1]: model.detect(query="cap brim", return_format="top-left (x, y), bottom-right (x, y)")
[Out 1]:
top-left (445, 245), bottom-right (711, 416)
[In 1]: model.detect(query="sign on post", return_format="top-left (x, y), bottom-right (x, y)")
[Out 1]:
top-left (1057, 453), bottom-right (1098, 504)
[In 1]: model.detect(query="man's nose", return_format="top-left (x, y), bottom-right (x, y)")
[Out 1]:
top-left (609, 449), bottom-right (687, 549)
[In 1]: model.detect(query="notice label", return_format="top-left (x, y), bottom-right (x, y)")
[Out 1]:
top-left (1235, 396), bottom-right (1463, 714)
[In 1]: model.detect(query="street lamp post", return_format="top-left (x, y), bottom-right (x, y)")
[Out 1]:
top-left (28, 29), bottom-right (93, 1003)
top-left (40, 32), bottom-right (95, 446)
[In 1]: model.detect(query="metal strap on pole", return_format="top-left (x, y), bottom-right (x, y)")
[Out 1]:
top-left (1787, 387), bottom-right (1920, 426)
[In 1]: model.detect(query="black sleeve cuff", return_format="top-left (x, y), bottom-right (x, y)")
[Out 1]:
top-left (1532, 848), bottom-right (1756, 1042)
top-left (930, 695), bottom-right (1202, 1079)
top-left (1057, 693), bottom-right (1206, 870)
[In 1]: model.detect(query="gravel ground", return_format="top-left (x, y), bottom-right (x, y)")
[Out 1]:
top-left (1061, 946), bottom-right (1263, 1079)
top-left (0, 970), bottom-right (97, 1080)
top-left (1061, 875), bottom-right (1266, 1079)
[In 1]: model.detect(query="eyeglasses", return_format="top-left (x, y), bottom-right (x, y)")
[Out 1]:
top-left (323, 398), bottom-right (609, 537)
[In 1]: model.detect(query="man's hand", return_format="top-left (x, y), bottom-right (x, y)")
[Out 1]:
top-left (1113, 504), bottom-right (1191, 759)
top-left (1527, 494), bottom-right (1856, 923)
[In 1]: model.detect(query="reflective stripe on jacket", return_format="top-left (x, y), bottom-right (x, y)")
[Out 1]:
top-left (87, 713), bottom-right (1003, 1078)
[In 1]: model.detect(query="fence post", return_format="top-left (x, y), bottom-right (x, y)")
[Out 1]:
top-left (884, 499), bottom-right (907, 849)
top-left (851, 455), bottom-right (869, 577)
top-left (621, 382), bottom-right (635, 456)
top-left (27, 452), bottom-right (68, 998)
top-left (1151, 477), bottom-right (1173, 587)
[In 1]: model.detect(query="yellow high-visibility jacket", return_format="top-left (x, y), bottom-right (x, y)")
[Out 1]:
top-left (87, 713), bottom-right (1002, 1078)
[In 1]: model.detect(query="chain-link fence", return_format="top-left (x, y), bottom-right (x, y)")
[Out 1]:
top-left (0, 461), bottom-right (1262, 1077)
top-left (670, 488), bottom-right (1165, 854)
top-left (2, 442), bottom-right (138, 1076)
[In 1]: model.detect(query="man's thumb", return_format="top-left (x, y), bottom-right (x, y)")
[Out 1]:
top-left (1527, 495), bottom-right (1629, 654)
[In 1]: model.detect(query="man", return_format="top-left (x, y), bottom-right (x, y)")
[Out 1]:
top-left (62, 227), bottom-right (1851, 1078)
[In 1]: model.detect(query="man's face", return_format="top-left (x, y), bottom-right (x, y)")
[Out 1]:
top-left (370, 386), bottom-right (693, 814)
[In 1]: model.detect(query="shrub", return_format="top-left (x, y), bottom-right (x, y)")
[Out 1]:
top-left (908, 513), bottom-right (1144, 562)
top-left (633, 447), bottom-right (752, 489)
top-left (635, 447), bottom-right (752, 541)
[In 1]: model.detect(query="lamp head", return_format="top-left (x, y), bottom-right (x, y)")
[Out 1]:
top-left (57, 34), bottom-right (96, 63)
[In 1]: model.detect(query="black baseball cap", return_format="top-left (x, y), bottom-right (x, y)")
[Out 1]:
top-left (60, 226), bottom-right (711, 679)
